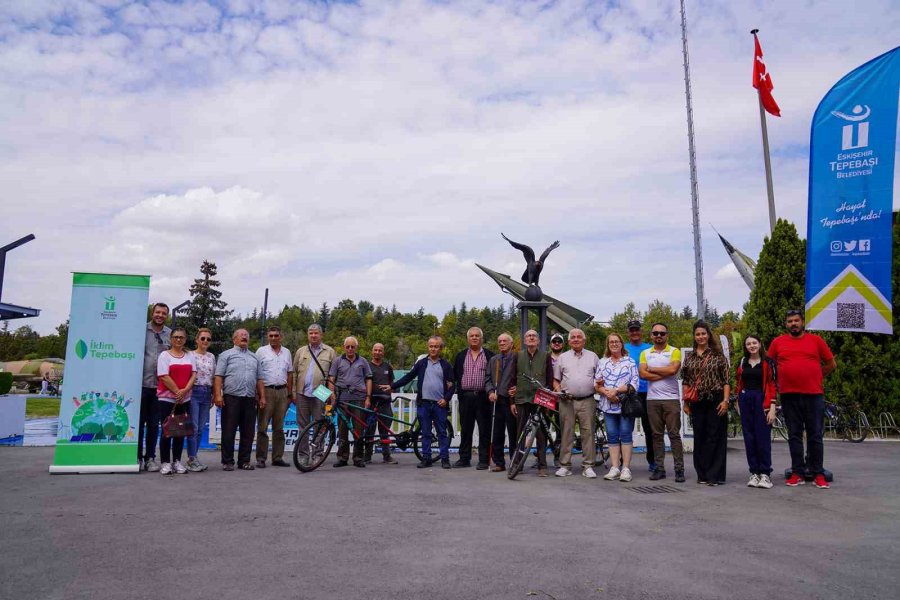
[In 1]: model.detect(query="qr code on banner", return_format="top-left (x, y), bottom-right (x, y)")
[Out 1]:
top-left (837, 303), bottom-right (865, 329)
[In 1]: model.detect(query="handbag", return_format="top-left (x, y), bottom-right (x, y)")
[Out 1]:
top-left (619, 385), bottom-right (644, 418)
top-left (682, 352), bottom-right (710, 404)
top-left (162, 403), bottom-right (194, 438)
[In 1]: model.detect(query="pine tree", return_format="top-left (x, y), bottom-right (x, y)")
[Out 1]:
top-left (186, 260), bottom-right (233, 352)
top-left (743, 219), bottom-right (806, 344)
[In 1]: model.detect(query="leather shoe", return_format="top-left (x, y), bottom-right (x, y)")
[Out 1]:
top-left (649, 469), bottom-right (667, 481)
top-left (382, 455), bottom-right (398, 464)
top-left (491, 465), bottom-right (505, 472)
top-left (256, 460), bottom-right (266, 469)
top-left (272, 459), bottom-right (290, 467)
top-left (416, 460), bottom-right (433, 468)
top-left (441, 459), bottom-right (452, 469)
top-left (333, 460), bottom-right (349, 468)
top-left (476, 463), bottom-right (489, 471)
top-left (353, 461), bottom-right (366, 468)
top-left (453, 459), bottom-right (470, 468)
top-left (675, 470), bottom-right (686, 483)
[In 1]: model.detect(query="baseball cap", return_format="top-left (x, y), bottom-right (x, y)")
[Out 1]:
top-left (550, 333), bottom-right (564, 343)
top-left (627, 320), bottom-right (642, 330)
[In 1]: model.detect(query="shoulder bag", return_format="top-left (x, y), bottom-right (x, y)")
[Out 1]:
top-left (619, 385), bottom-right (644, 418)
top-left (681, 353), bottom-right (710, 404)
top-left (162, 402), bottom-right (194, 438)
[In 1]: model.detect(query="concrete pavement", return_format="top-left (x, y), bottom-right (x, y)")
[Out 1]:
top-left (1, 441), bottom-right (898, 600)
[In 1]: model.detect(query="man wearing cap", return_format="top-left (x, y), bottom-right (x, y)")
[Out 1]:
top-left (549, 333), bottom-right (565, 369)
top-left (625, 320), bottom-right (655, 472)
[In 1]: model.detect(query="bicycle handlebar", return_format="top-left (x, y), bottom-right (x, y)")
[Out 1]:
top-left (522, 375), bottom-right (574, 401)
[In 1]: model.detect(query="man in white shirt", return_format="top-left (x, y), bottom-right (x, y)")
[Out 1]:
top-left (553, 328), bottom-right (601, 479)
top-left (255, 326), bottom-right (294, 468)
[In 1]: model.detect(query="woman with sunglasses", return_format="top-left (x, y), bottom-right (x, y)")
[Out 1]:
top-left (681, 321), bottom-right (731, 486)
top-left (186, 328), bottom-right (216, 472)
top-left (735, 334), bottom-right (778, 489)
top-left (594, 333), bottom-right (639, 482)
top-left (156, 327), bottom-right (196, 475)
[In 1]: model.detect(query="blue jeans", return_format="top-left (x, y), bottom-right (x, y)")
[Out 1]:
top-left (418, 400), bottom-right (449, 461)
top-left (604, 412), bottom-right (634, 445)
top-left (188, 385), bottom-right (212, 458)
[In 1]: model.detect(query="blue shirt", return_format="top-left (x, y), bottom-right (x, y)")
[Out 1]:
top-left (215, 346), bottom-right (263, 397)
top-left (625, 342), bottom-right (652, 393)
top-left (422, 358), bottom-right (446, 401)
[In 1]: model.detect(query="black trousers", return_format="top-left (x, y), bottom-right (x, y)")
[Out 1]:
top-left (491, 398), bottom-right (517, 466)
top-left (691, 397), bottom-right (728, 483)
top-left (365, 398), bottom-right (394, 459)
top-left (458, 390), bottom-right (491, 464)
top-left (159, 401), bottom-right (190, 463)
top-left (138, 386), bottom-right (160, 461)
top-left (636, 391), bottom-right (656, 466)
top-left (781, 393), bottom-right (825, 476)
top-left (221, 394), bottom-right (257, 466)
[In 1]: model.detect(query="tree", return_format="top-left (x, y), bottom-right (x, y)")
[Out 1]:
top-left (317, 302), bottom-right (330, 330)
top-left (743, 219), bottom-right (806, 344)
top-left (186, 260), bottom-right (234, 353)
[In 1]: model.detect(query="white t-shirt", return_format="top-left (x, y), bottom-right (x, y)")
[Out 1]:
top-left (156, 351), bottom-right (196, 403)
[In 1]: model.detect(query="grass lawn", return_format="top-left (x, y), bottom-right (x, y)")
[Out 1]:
top-left (25, 397), bottom-right (60, 418)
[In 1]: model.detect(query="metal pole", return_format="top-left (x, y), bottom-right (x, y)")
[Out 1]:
top-left (752, 30), bottom-right (778, 233)
top-left (680, 0), bottom-right (706, 320)
top-left (260, 288), bottom-right (269, 345)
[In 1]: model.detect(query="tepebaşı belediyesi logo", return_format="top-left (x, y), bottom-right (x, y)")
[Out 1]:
top-left (101, 295), bottom-right (117, 320)
top-left (828, 105), bottom-right (877, 179)
top-left (74, 338), bottom-right (135, 361)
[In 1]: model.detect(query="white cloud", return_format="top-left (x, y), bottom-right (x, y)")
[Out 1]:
top-left (1, 0), bottom-right (898, 333)
top-left (714, 263), bottom-right (740, 280)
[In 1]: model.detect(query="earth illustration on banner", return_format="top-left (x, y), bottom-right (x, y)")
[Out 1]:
top-left (68, 391), bottom-right (133, 441)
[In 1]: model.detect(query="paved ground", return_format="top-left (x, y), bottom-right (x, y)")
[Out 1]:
top-left (1, 441), bottom-right (898, 600)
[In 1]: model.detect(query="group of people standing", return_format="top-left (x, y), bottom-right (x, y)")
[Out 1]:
top-left (137, 302), bottom-right (837, 490)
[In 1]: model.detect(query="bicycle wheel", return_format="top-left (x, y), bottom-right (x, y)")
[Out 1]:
top-left (771, 415), bottom-right (788, 441)
top-left (508, 424), bottom-right (536, 480)
top-left (594, 420), bottom-right (610, 467)
top-left (841, 411), bottom-right (869, 443)
top-left (410, 417), bottom-right (454, 462)
top-left (292, 418), bottom-right (336, 472)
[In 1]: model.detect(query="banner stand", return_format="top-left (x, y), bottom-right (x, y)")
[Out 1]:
top-left (50, 272), bottom-right (150, 474)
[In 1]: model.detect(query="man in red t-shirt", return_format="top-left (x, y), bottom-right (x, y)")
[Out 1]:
top-left (767, 309), bottom-right (836, 489)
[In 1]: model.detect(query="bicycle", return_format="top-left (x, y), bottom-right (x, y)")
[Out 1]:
top-left (771, 405), bottom-right (788, 441)
top-left (573, 409), bottom-right (610, 468)
top-left (825, 399), bottom-right (870, 443)
top-left (292, 393), bottom-right (454, 472)
top-left (508, 379), bottom-right (571, 480)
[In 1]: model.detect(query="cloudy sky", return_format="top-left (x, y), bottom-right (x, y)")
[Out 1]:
top-left (2, 0), bottom-right (899, 334)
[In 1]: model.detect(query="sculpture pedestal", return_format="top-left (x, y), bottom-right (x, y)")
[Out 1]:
top-left (517, 301), bottom-right (551, 351)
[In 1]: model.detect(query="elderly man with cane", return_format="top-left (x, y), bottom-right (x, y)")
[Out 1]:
top-left (485, 333), bottom-right (517, 472)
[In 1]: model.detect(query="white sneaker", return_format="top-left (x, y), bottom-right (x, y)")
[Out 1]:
top-left (582, 467), bottom-right (598, 479)
top-left (173, 461), bottom-right (188, 474)
top-left (748, 474), bottom-right (760, 488)
top-left (619, 468), bottom-right (633, 482)
top-left (555, 467), bottom-right (573, 477)
top-left (603, 466), bottom-right (621, 481)
top-left (757, 474), bottom-right (773, 489)
top-left (160, 462), bottom-right (173, 475)
top-left (146, 459), bottom-right (160, 473)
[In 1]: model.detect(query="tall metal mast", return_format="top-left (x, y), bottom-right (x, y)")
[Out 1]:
top-left (680, 0), bottom-right (706, 319)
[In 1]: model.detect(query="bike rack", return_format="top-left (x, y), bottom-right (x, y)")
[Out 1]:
top-left (876, 412), bottom-right (900, 440)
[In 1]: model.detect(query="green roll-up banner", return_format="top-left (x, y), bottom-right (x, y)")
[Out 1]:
top-left (49, 273), bottom-right (150, 473)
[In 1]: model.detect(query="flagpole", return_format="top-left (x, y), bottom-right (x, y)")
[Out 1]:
top-left (752, 29), bottom-right (777, 234)
top-left (681, 0), bottom-right (706, 320)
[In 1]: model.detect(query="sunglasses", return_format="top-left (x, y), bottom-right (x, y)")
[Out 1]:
top-left (154, 332), bottom-right (164, 344)
top-left (344, 345), bottom-right (357, 349)
top-left (199, 337), bottom-right (211, 342)
top-left (651, 331), bottom-right (668, 336)
top-left (171, 335), bottom-right (186, 340)
top-left (551, 340), bottom-right (563, 344)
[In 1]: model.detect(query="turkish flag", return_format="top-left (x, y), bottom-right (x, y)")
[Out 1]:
top-left (752, 35), bottom-right (781, 117)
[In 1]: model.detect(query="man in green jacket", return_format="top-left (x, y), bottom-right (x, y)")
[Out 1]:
top-left (512, 329), bottom-right (554, 477)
